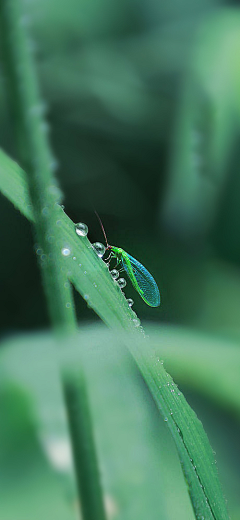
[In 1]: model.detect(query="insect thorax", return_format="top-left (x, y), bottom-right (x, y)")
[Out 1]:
top-left (110, 246), bottom-right (124, 260)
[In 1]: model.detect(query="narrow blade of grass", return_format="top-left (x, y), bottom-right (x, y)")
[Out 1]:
top-left (0, 149), bottom-right (230, 520)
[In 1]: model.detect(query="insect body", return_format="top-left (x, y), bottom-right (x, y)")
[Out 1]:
top-left (95, 212), bottom-right (160, 307)
top-left (109, 246), bottom-right (160, 307)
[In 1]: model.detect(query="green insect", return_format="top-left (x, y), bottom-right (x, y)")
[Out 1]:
top-left (96, 213), bottom-right (160, 307)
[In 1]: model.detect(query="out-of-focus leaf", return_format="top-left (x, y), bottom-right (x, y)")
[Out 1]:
top-left (0, 384), bottom-right (76, 520)
top-left (148, 323), bottom-right (240, 415)
top-left (0, 331), bottom-right (195, 520)
top-left (162, 9), bottom-right (240, 237)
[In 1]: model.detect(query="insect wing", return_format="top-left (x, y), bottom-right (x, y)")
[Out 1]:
top-left (122, 253), bottom-right (160, 307)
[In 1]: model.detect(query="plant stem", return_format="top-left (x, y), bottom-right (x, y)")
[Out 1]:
top-left (0, 2), bottom-right (107, 519)
top-left (0, 0), bottom-right (75, 333)
top-left (63, 369), bottom-right (107, 520)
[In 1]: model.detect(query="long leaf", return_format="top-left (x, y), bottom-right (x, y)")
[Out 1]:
top-left (0, 148), bottom-right (230, 520)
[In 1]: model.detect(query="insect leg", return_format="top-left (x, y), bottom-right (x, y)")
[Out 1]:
top-left (111, 258), bottom-right (121, 270)
top-left (105, 251), bottom-right (113, 262)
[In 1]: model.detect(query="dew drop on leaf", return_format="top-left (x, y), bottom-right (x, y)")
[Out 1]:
top-left (132, 318), bottom-right (140, 327)
top-left (93, 242), bottom-right (106, 258)
top-left (75, 222), bottom-right (88, 237)
top-left (61, 247), bottom-right (71, 256)
top-left (41, 206), bottom-right (49, 217)
top-left (110, 269), bottom-right (119, 280)
top-left (118, 278), bottom-right (126, 288)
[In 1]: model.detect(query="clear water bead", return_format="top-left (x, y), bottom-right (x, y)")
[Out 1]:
top-left (127, 298), bottom-right (134, 307)
top-left (118, 278), bottom-right (126, 288)
top-left (110, 269), bottom-right (119, 280)
top-left (132, 318), bottom-right (140, 327)
top-left (61, 247), bottom-right (71, 256)
top-left (75, 222), bottom-right (88, 237)
top-left (93, 242), bottom-right (106, 258)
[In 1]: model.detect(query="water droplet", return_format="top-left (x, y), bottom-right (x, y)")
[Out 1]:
top-left (66, 302), bottom-right (71, 308)
top-left (61, 247), bottom-right (71, 257)
top-left (84, 294), bottom-right (89, 301)
top-left (127, 298), bottom-right (134, 307)
top-left (56, 220), bottom-right (61, 226)
top-left (110, 269), bottom-right (119, 280)
top-left (118, 278), bottom-right (126, 288)
top-left (132, 318), bottom-right (140, 327)
top-left (72, 256), bottom-right (76, 260)
top-left (164, 417), bottom-right (168, 422)
top-left (64, 282), bottom-right (70, 289)
top-left (41, 206), bottom-right (49, 217)
top-left (79, 263), bottom-right (82, 267)
top-left (36, 248), bottom-right (42, 256)
top-left (47, 235), bottom-right (54, 243)
top-left (75, 222), bottom-right (88, 237)
top-left (84, 270), bottom-right (87, 275)
top-left (93, 282), bottom-right (97, 288)
top-left (41, 254), bottom-right (47, 261)
top-left (93, 242), bottom-right (106, 258)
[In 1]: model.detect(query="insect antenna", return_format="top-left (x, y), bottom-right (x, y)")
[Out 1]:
top-left (94, 211), bottom-right (110, 249)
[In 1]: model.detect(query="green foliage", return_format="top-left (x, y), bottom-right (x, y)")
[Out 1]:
top-left (0, 149), bottom-right (230, 519)
top-left (1, 0), bottom-right (240, 519)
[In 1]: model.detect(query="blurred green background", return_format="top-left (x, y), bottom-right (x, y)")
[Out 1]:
top-left (1, 0), bottom-right (240, 518)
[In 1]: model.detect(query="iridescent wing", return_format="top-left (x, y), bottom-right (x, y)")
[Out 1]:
top-left (121, 253), bottom-right (160, 307)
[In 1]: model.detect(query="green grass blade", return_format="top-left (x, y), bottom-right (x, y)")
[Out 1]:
top-left (150, 324), bottom-right (240, 417)
top-left (0, 0), bottom-right (107, 515)
top-left (0, 149), bottom-right (230, 520)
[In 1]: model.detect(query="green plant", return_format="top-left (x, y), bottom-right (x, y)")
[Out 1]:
top-left (0, 0), bottom-right (230, 519)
